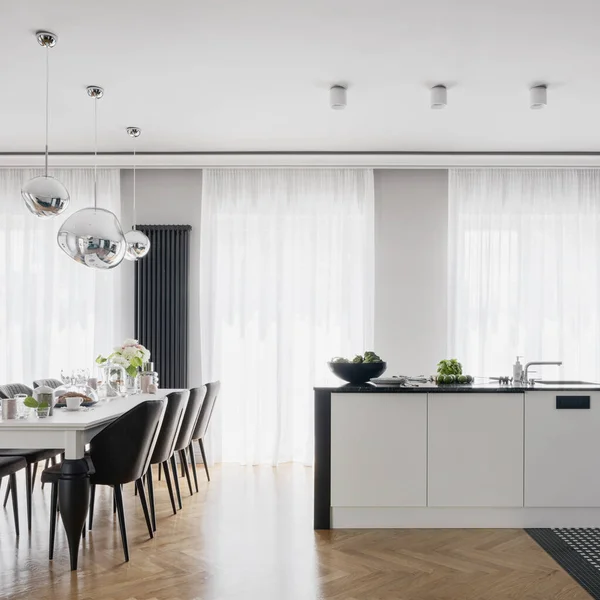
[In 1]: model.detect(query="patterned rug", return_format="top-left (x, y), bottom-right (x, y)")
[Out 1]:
top-left (527, 528), bottom-right (600, 599)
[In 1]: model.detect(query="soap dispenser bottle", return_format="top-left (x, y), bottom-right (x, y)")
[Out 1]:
top-left (513, 356), bottom-right (523, 383)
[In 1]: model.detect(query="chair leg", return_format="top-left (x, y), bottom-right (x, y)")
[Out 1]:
top-left (146, 469), bottom-right (156, 532)
top-left (113, 488), bottom-right (117, 514)
top-left (25, 464), bottom-right (33, 532)
top-left (188, 442), bottom-right (199, 493)
top-left (162, 461), bottom-right (177, 515)
top-left (31, 461), bottom-right (39, 493)
top-left (41, 458), bottom-right (50, 490)
top-left (180, 455), bottom-right (186, 478)
top-left (158, 462), bottom-right (162, 481)
top-left (179, 449), bottom-right (194, 496)
top-left (135, 479), bottom-right (154, 539)
top-left (113, 484), bottom-right (129, 562)
top-left (88, 484), bottom-right (96, 530)
top-left (170, 455), bottom-right (182, 509)
top-left (9, 473), bottom-right (19, 537)
top-left (3, 478), bottom-right (11, 508)
top-left (198, 438), bottom-right (210, 481)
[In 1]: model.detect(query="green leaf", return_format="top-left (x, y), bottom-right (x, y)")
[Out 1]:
top-left (95, 355), bottom-right (107, 364)
top-left (126, 365), bottom-right (138, 377)
top-left (130, 356), bottom-right (143, 368)
top-left (38, 401), bottom-right (49, 409)
top-left (23, 396), bottom-right (39, 408)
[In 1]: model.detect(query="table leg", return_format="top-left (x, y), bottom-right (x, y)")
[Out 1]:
top-left (59, 458), bottom-right (90, 570)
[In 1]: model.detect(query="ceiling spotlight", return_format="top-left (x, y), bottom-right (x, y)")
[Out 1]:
top-left (330, 85), bottom-right (347, 110)
top-left (430, 85), bottom-right (447, 110)
top-left (530, 85), bottom-right (547, 110)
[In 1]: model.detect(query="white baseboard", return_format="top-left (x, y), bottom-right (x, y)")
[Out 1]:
top-left (331, 507), bottom-right (600, 528)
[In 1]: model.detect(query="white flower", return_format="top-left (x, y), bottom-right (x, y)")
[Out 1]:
top-left (142, 348), bottom-right (151, 362)
top-left (111, 355), bottom-right (129, 367)
top-left (123, 338), bottom-right (138, 347)
top-left (114, 345), bottom-right (124, 352)
top-left (122, 346), bottom-right (139, 360)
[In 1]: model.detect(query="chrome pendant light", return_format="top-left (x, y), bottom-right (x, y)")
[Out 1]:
top-left (21, 31), bottom-right (70, 218)
top-left (124, 127), bottom-right (150, 261)
top-left (57, 86), bottom-right (127, 269)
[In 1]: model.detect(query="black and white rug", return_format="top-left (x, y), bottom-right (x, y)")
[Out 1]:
top-left (527, 528), bottom-right (600, 599)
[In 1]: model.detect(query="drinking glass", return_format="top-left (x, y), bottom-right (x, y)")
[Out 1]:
top-left (15, 393), bottom-right (30, 419)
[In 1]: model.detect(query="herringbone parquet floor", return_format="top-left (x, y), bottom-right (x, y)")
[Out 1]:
top-left (0, 464), bottom-right (591, 600)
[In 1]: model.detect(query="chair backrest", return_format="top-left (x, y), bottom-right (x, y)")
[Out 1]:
top-left (89, 399), bottom-right (166, 485)
top-left (173, 387), bottom-right (207, 452)
top-left (191, 381), bottom-right (220, 441)
top-left (33, 378), bottom-right (63, 390)
top-left (149, 390), bottom-right (190, 464)
top-left (0, 383), bottom-right (33, 399)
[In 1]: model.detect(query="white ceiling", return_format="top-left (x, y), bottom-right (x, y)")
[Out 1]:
top-left (2, 0), bottom-right (600, 154)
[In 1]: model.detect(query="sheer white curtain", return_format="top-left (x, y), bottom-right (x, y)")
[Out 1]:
top-left (0, 168), bottom-right (125, 386)
top-left (200, 168), bottom-right (374, 465)
top-left (449, 168), bottom-right (600, 381)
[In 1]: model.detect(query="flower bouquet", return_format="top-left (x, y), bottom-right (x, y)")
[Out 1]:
top-left (96, 338), bottom-right (151, 378)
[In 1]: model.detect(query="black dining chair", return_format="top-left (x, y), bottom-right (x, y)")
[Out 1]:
top-left (0, 383), bottom-right (64, 529)
top-left (145, 390), bottom-right (189, 531)
top-left (0, 457), bottom-right (27, 536)
top-left (173, 387), bottom-right (206, 496)
top-left (42, 399), bottom-right (166, 562)
top-left (189, 381), bottom-right (220, 483)
top-left (33, 379), bottom-right (63, 389)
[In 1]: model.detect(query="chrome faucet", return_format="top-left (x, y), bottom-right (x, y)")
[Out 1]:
top-left (523, 361), bottom-right (563, 384)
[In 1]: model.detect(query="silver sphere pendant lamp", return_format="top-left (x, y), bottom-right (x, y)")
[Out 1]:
top-left (21, 31), bottom-right (70, 218)
top-left (57, 86), bottom-right (127, 269)
top-left (124, 127), bottom-right (151, 261)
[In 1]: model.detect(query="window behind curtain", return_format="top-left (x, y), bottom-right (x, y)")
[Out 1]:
top-left (448, 168), bottom-right (600, 380)
top-left (200, 168), bottom-right (374, 465)
top-left (0, 168), bottom-right (124, 385)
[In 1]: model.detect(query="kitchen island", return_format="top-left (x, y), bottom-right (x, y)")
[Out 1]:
top-left (314, 382), bottom-right (600, 529)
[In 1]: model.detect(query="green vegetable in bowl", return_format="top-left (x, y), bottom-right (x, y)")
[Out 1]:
top-left (330, 351), bottom-right (384, 364)
top-left (363, 351), bottom-right (383, 363)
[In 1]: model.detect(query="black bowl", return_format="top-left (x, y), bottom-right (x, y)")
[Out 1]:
top-left (328, 361), bottom-right (387, 384)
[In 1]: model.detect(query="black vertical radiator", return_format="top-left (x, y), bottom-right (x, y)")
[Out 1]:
top-left (134, 225), bottom-right (191, 389)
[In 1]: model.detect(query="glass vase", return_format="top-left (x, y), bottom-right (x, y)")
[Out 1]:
top-left (99, 362), bottom-right (126, 398)
top-left (126, 372), bottom-right (140, 395)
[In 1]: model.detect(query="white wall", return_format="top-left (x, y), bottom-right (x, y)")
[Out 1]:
top-left (121, 168), bottom-right (449, 383)
top-left (120, 169), bottom-right (203, 387)
top-left (374, 170), bottom-right (448, 376)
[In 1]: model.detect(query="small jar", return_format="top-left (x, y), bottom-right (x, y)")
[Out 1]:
top-left (140, 362), bottom-right (159, 394)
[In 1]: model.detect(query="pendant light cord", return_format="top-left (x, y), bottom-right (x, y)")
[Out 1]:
top-left (132, 140), bottom-right (137, 230)
top-left (94, 95), bottom-right (98, 210)
top-left (45, 45), bottom-right (49, 177)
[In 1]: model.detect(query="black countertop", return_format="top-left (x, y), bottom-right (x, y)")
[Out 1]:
top-left (314, 382), bottom-right (600, 393)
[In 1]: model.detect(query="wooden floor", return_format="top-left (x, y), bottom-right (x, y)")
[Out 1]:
top-left (0, 464), bottom-right (590, 600)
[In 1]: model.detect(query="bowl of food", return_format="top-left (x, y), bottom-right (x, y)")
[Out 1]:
top-left (328, 352), bottom-right (387, 384)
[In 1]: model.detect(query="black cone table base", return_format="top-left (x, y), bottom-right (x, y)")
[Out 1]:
top-left (58, 458), bottom-right (90, 570)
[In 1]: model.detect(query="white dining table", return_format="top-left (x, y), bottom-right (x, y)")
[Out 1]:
top-left (0, 389), bottom-right (176, 570)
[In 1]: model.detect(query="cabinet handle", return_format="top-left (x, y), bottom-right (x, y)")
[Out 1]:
top-left (556, 396), bottom-right (590, 409)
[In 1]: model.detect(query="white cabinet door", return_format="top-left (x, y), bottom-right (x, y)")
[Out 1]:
top-left (525, 392), bottom-right (600, 507)
top-left (428, 393), bottom-right (524, 507)
top-left (331, 393), bottom-right (427, 507)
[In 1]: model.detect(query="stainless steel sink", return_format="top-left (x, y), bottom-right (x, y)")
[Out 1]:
top-left (535, 380), bottom-right (598, 386)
